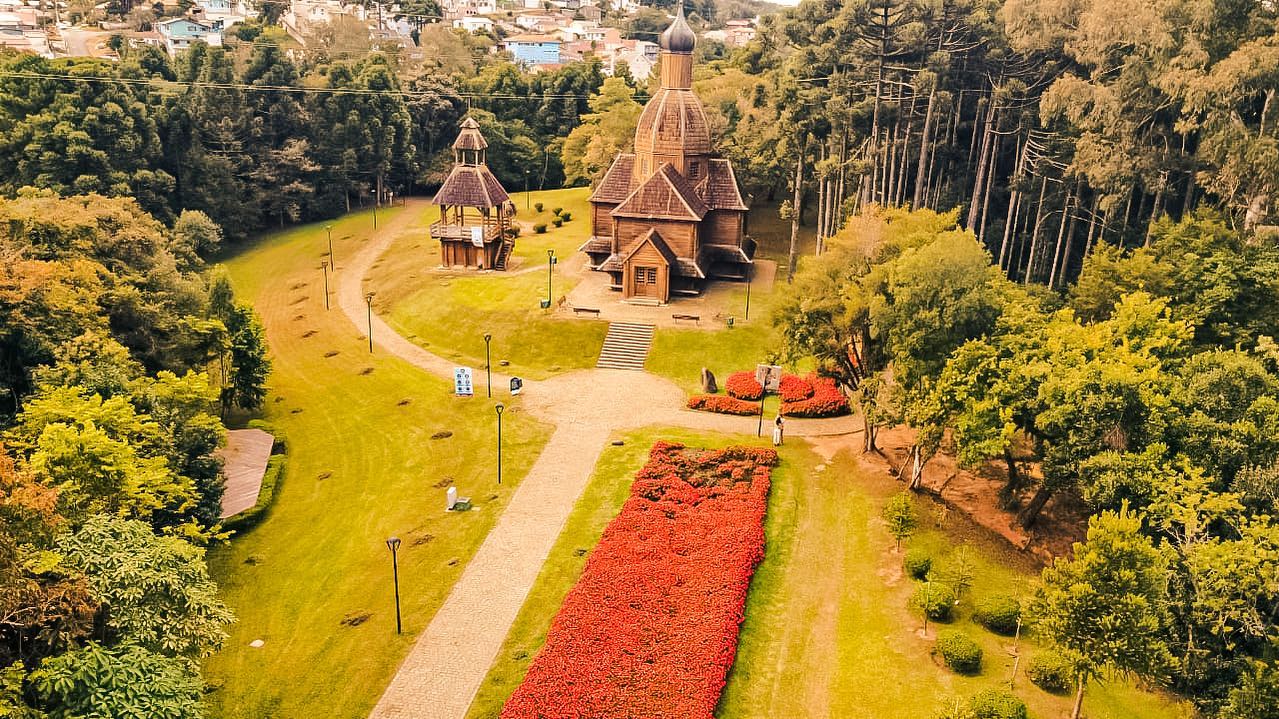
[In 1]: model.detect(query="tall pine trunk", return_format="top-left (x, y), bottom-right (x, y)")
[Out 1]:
top-left (913, 90), bottom-right (936, 209)
top-left (787, 135), bottom-right (806, 283)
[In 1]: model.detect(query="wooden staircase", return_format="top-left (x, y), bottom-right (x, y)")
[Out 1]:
top-left (596, 322), bottom-right (655, 371)
top-left (494, 239), bottom-right (515, 271)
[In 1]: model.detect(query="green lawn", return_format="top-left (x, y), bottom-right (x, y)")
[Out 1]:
top-left (367, 189), bottom-right (608, 380)
top-left (204, 208), bottom-right (554, 719)
top-left (463, 431), bottom-right (1191, 719)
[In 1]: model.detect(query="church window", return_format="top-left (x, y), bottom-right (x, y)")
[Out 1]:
top-left (689, 161), bottom-right (700, 179)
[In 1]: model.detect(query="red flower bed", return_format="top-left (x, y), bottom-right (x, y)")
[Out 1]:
top-left (780, 374), bottom-right (850, 418)
top-left (779, 373), bottom-right (814, 402)
top-left (687, 394), bottom-right (759, 415)
top-left (724, 371), bottom-right (763, 400)
top-left (502, 442), bottom-right (777, 719)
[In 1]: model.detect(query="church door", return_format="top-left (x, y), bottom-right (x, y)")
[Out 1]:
top-left (632, 266), bottom-right (658, 297)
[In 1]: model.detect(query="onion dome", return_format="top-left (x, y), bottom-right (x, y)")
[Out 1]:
top-left (659, 5), bottom-right (696, 54)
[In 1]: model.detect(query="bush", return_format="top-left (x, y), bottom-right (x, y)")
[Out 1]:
top-left (552, 206), bottom-right (562, 216)
top-left (779, 373), bottom-right (814, 402)
top-left (533, 223), bottom-right (548, 234)
top-left (1026, 652), bottom-right (1073, 694)
top-left (534, 202), bottom-right (544, 212)
top-left (968, 689), bottom-right (1027, 719)
top-left (560, 211), bottom-right (572, 222)
top-left (780, 373), bottom-right (850, 417)
top-left (552, 217), bottom-right (563, 228)
top-left (687, 394), bottom-right (759, 416)
top-left (724, 371), bottom-right (763, 401)
top-left (912, 582), bottom-right (957, 622)
top-left (935, 629), bottom-right (982, 675)
top-left (904, 548), bottom-right (932, 580)
top-left (973, 594), bottom-right (1022, 635)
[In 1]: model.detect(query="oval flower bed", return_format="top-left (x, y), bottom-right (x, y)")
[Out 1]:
top-left (779, 373), bottom-right (851, 418)
top-left (501, 441), bottom-right (778, 719)
top-left (686, 394), bottom-right (758, 415)
top-left (724, 371), bottom-right (763, 401)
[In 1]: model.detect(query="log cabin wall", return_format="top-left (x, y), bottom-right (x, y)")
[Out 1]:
top-left (615, 218), bottom-right (696, 258)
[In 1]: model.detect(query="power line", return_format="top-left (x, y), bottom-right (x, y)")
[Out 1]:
top-left (0, 68), bottom-right (614, 101)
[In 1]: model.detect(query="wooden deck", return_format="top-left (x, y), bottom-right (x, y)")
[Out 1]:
top-left (218, 428), bottom-right (274, 518)
top-left (430, 221), bottom-right (501, 243)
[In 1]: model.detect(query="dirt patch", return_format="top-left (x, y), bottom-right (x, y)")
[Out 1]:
top-left (359, 367), bottom-right (374, 375)
top-left (869, 425), bottom-right (1086, 562)
top-left (302, 330), bottom-right (317, 338)
top-left (430, 431), bottom-right (453, 440)
top-left (317, 471), bottom-right (332, 480)
top-left (398, 398), bottom-right (412, 406)
top-left (433, 477), bottom-right (454, 488)
top-left (412, 534), bottom-right (435, 546)
top-left (340, 611), bottom-right (372, 627)
top-left (324, 351), bottom-right (339, 358)
top-left (290, 296), bottom-right (309, 305)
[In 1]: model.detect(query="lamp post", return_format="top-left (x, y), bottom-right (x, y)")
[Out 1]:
top-left (483, 333), bottom-right (493, 398)
top-left (365, 292), bottom-right (376, 353)
top-left (545, 249), bottom-right (556, 308)
top-left (321, 261), bottom-right (330, 310)
top-left (386, 536), bottom-right (402, 634)
top-left (373, 192), bottom-right (379, 230)
top-left (922, 578), bottom-right (932, 635)
top-left (757, 389), bottom-right (766, 437)
top-left (744, 263), bottom-right (753, 321)
top-left (495, 403), bottom-right (505, 485)
top-left (524, 169), bottom-right (530, 210)
top-left (325, 224), bottom-right (334, 267)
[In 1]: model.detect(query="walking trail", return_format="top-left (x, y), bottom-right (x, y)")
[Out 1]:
top-left (337, 202), bottom-right (857, 719)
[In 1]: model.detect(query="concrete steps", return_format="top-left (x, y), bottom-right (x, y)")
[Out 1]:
top-left (596, 322), bottom-right (655, 371)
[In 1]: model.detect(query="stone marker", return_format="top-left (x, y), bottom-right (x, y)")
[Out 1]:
top-left (446, 486), bottom-right (458, 511)
top-left (700, 367), bottom-right (718, 394)
top-left (249, 639), bottom-right (265, 648)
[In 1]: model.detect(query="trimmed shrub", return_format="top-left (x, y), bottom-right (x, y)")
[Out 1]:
top-left (533, 223), bottom-right (548, 234)
top-left (935, 630), bottom-right (982, 675)
top-left (534, 202), bottom-right (544, 212)
top-left (552, 206), bottom-right (562, 216)
top-left (968, 689), bottom-right (1027, 719)
top-left (222, 453), bottom-right (286, 534)
top-left (779, 373), bottom-right (814, 402)
top-left (912, 582), bottom-right (957, 622)
top-left (904, 548), bottom-right (932, 580)
top-left (560, 211), bottom-right (573, 222)
top-left (973, 594), bottom-right (1022, 636)
top-left (552, 217), bottom-right (564, 228)
top-left (724, 371), bottom-right (763, 401)
top-left (1026, 652), bottom-right (1073, 694)
top-left (687, 394), bottom-right (759, 416)
top-left (780, 374), bottom-right (850, 417)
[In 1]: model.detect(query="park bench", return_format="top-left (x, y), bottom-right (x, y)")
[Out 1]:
top-left (573, 306), bottom-right (602, 317)
top-left (672, 313), bottom-right (700, 325)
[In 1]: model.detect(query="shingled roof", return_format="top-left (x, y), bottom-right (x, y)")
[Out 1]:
top-left (589, 154), bottom-right (636, 204)
top-left (452, 117), bottom-right (488, 151)
top-left (432, 165), bottom-right (510, 208)
top-left (611, 163), bottom-right (709, 221)
top-left (698, 159), bottom-right (748, 211)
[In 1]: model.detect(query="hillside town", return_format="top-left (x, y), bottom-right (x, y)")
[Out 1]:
top-left (1, 0), bottom-right (757, 73)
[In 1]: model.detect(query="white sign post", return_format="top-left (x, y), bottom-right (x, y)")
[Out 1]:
top-left (454, 367), bottom-right (474, 397)
top-left (755, 364), bottom-right (783, 392)
top-left (470, 226), bottom-right (484, 248)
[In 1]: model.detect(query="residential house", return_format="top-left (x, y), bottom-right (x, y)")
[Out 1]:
top-left (514, 10), bottom-right (553, 30)
top-left (724, 18), bottom-right (755, 46)
top-left (501, 33), bottom-right (560, 67)
top-left (453, 15), bottom-right (493, 32)
top-left (155, 17), bottom-right (221, 55)
top-left (190, 0), bottom-right (256, 31)
top-left (282, 0), bottom-right (368, 46)
top-left (578, 4), bottom-right (600, 22)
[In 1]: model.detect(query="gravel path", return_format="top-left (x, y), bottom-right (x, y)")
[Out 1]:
top-left (338, 205), bottom-right (857, 719)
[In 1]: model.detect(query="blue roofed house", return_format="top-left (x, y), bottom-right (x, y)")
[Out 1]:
top-left (155, 17), bottom-right (220, 55)
top-left (501, 34), bottom-right (560, 68)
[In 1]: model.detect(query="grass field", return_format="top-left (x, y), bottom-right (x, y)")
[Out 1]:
top-left (204, 208), bottom-right (554, 719)
top-left (463, 432), bottom-right (1190, 719)
top-left (368, 189), bottom-right (609, 380)
top-left (369, 188), bottom-right (810, 390)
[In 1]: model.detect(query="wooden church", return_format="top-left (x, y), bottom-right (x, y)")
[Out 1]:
top-left (580, 6), bottom-right (752, 303)
top-left (432, 117), bottom-right (516, 270)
